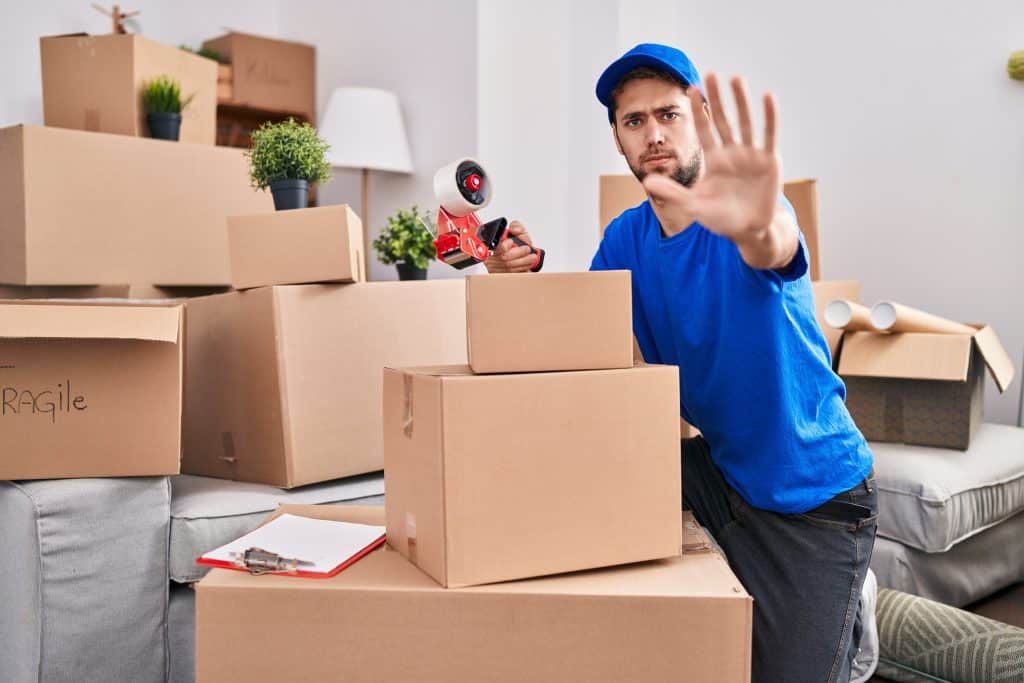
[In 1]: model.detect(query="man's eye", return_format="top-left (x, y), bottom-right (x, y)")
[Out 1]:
top-left (625, 119), bottom-right (641, 128)
top-left (662, 112), bottom-right (678, 121)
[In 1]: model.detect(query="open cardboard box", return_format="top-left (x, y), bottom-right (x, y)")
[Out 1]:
top-left (0, 300), bottom-right (183, 479)
top-left (836, 324), bottom-right (1015, 449)
top-left (195, 504), bottom-right (752, 683)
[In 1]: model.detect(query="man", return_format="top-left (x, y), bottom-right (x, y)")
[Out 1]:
top-left (486, 43), bottom-right (877, 683)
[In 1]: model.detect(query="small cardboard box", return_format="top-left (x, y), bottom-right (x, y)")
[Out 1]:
top-left (384, 363), bottom-right (682, 587)
top-left (466, 271), bottom-right (633, 373)
top-left (196, 505), bottom-right (752, 683)
top-left (0, 301), bottom-right (183, 479)
top-left (201, 32), bottom-right (315, 120)
top-left (183, 282), bottom-right (468, 488)
top-left (810, 280), bottom-right (861, 360)
top-left (598, 174), bottom-right (823, 279)
top-left (228, 205), bottom-right (365, 290)
top-left (41, 33), bottom-right (217, 145)
top-left (0, 124), bottom-right (271, 286)
top-left (837, 326), bottom-right (1015, 449)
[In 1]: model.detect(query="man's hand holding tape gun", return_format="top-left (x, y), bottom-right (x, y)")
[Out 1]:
top-left (484, 221), bottom-right (538, 273)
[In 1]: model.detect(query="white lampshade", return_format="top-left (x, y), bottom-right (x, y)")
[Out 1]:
top-left (319, 87), bottom-right (413, 173)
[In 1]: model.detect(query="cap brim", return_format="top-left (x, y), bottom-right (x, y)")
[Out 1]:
top-left (595, 53), bottom-right (695, 108)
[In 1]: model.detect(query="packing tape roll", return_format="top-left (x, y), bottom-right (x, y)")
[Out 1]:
top-left (433, 157), bottom-right (492, 216)
top-left (870, 302), bottom-right (976, 335)
top-left (824, 299), bottom-right (873, 331)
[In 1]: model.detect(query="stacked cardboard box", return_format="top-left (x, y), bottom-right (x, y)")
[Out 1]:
top-left (196, 272), bottom-right (753, 681)
top-left (181, 205), bottom-right (468, 487)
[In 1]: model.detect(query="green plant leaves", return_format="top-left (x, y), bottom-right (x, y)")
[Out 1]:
top-left (143, 75), bottom-right (192, 114)
top-left (245, 118), bottom-right (333, 190)
top-left (372, 206), bottom-right (437, 269)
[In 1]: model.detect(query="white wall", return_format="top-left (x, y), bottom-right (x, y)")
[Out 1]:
top-left (280, 0), bottom-right (478, 282)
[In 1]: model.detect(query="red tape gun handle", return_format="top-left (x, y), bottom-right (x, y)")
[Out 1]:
top-left (508, 234), bottom-right (545, 272)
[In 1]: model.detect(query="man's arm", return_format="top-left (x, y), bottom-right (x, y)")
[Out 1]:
top-left (735, 204), bottom-right (800, 272)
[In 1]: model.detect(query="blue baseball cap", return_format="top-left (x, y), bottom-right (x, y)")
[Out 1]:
top-left (596, 43), bottom-right (703, 123)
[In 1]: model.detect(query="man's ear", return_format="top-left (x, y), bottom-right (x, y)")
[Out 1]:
top-left (611, 124), bottom-right (624, 156)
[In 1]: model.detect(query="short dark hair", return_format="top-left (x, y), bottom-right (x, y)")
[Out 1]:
top-left (608, 66), bottom-right (689, 124)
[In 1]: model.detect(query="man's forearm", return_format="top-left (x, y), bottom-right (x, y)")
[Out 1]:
top-left (735, 208), bottom-right (799, 271)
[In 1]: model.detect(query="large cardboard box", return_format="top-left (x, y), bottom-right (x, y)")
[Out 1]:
top-left (228, 205), bottom-right (364, 290)
top-left (196, 505), bottom-right (752, 683)
top-left (0, 125), bottom-right (271, 286)
top-left (384, 363), bottom-right (682, 587)
top-left (837, 326), bottom-right (1015, 449)
top-left (183, 282), bottom-right (468, 488)
top-left (0, 300), bottom-right (183, 479)
top-left (598, 174), bottom-right (823, 279)
top-left (0, 285), bottom-right (230, 301)
top-left (201, 32), bottom-right (315, 120)
top-left (41, 34), bottom-right (217, 145)
top-left (466, 271), bottom-right (633, 373)
top-left (810, 280), bottom-right (861, 360)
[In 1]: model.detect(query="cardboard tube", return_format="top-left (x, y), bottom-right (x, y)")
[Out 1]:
top-left (869, 302), bottom-right (976, 335)
top-left (823, 299), bottom-right (873, 331)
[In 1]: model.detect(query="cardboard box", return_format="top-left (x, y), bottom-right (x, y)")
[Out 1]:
top-left (384, 363), bottom-right (682, 587)
top-left (781, 179), bottom-right (822, 281)
top-left (837, 325), bottom-right (1015, 449)
top-left (201, 32), bottom-right (315, 120)
top-left (0, 124), bottom-right (271, 286)
top-left (598, 174), bottom-right (823, 279)
top-left (466, 271), bottom-right (633, 373)
top-left (196, 505), bottom-right (752, 683)
top-left (228, 205), bottom-right (364, 290)
top-left (183, 282), bottom-right (468, 487)
top-left (41, 33), bottom-right (217, 145)
top-left (0, 301), bottom-right (182, 479)
top-left (810, 280), bottom-right (861, 360)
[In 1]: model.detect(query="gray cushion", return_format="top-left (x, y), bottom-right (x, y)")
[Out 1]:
top-left (169, 472), bottom-right (385, 583)
top-left (168, 584), bottom-right (195, 683)
top-left (0, 477), bottom-right (171, 683)
top-left (871, 508), bottom-right (1024, 608)
top-left (873, 422), bottom-right (1024, 553)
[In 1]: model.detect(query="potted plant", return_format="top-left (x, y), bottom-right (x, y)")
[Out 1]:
top-left (142, 75), bottom-right (194, 141)
top-left (246, 118), bottom-right (332, 211)
top-left (373, 206), bottom-right (436, 280)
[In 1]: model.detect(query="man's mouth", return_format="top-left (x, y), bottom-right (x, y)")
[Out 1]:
top-left (643, 155), bottom-right (673, 164)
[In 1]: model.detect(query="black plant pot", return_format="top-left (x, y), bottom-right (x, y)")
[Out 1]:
top-left (396, 263), bottom-right (428, 281)
top-left (147, 112), bottom-right (182, 141)
top-left (269, 179), bottom-right (309, 211)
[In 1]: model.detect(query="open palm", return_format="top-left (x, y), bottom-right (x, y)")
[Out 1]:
top-left (644, 73), bottom-right (780, 242)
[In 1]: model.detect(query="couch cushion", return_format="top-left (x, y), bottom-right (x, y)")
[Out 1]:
top-left (169, 472), bottom-right (384, 583)
top-left (871, 508), bottom-right (1024, 608)
top-left (0, 477), bottom-right (171, 683)
top-left (873, 422), bottom-right (1024, 553)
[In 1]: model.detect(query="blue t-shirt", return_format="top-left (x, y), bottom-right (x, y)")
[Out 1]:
top-left (591, 198), bottom-right (872, 514)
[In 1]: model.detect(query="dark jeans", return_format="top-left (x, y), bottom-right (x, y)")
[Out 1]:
top-left (682, 436), bottom-right (877, 683)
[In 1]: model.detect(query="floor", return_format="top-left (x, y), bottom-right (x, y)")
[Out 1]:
top-left (868, 582), bottom-right (1024, 681)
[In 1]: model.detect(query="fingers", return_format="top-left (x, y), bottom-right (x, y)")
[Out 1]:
top-left (704, 73), bottom-right (735, 146)
top-left (763, 92), bottom-right (777, 154)
top-left (731, 76), bottom-right (754, 146)
top-left (507, 220), bottom-right (534, 246)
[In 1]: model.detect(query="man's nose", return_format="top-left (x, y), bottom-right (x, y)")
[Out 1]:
top-left (645, 121), bottom-right (665, 146)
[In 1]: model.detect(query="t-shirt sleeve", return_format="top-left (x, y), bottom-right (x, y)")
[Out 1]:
top-left (774, 194), bottom-right (809, 282)
top-left (590, 222), bottom-right (624, 272)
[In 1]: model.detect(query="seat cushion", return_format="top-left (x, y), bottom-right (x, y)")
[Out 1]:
top-left (169, 472), bottom-right (384, 583)
top-left (0, 477), bottom-right (171, 683)
top-left (871, 508), bottom-right (1024, 608)
top-left (872, 422), bottom-right (1024, 553)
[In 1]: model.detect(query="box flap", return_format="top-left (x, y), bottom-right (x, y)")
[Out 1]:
top-left (972, 325), bottom-right (1016, 393)
top-left (0, 303), bottom-right (181, 342)
top-left (838, 331), bottom-right (973, 382)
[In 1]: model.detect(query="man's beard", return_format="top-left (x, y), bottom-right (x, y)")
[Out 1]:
top-left (629, 148), bottom-right (703, 188)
